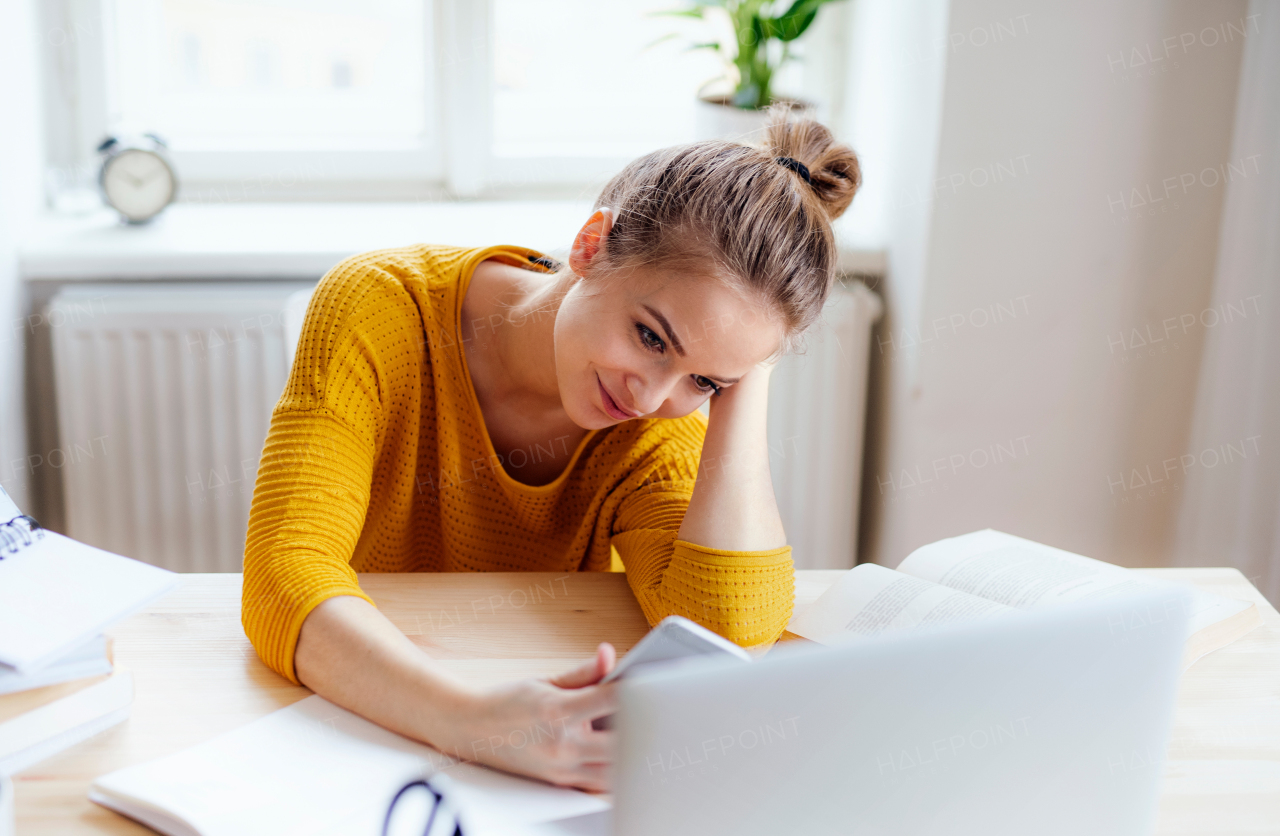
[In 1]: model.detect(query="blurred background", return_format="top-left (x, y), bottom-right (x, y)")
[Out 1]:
top-left (0, 0), bottom-right (1275, 605)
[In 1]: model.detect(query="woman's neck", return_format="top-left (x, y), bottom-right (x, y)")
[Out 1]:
top-left (463, 259), bottom-right (570, 421)
top-left (461, 258), bottom-right (591, 487)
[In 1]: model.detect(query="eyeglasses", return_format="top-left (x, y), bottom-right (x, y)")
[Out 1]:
top-left (382, 776), bottom-right (464, 836)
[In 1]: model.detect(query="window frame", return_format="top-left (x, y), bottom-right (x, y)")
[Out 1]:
top-left (45, 0), bottom-right (848, 203)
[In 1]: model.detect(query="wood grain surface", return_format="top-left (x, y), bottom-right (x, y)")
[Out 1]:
top-left (13, 568), bottom-right (1280, 835)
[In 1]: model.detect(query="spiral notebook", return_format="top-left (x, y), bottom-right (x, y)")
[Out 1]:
top-left (0, 485), bottom-right (180, 674)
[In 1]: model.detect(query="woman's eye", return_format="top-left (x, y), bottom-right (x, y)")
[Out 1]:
top-left (636, 323), bottom-right (665, 352)
top-left (693, 375), bottom-right (721, 395)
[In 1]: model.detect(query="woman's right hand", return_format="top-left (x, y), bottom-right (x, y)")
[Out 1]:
top-left (436, 642), bottom-right (619, 793)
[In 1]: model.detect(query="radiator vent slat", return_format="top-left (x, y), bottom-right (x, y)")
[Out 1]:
top-left (49, 283), bottom-right (314, 572)
top-left (767, 284), bottom-right (882, 570)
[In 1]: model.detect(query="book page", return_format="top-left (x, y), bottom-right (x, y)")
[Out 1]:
top-left (896, 529), bottom-right (1250, 634)
top-left (0, 483), bottom-right (21, 522)
top-left (788, 563), bottom-right (1015, 645)
top-left (0, 531), bottom-right (179, 672)
top-left (0, 635), bottom-right (110, 696)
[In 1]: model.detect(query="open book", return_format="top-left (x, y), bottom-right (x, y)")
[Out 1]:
top-left (789, 530), bottom-right (1262, 670)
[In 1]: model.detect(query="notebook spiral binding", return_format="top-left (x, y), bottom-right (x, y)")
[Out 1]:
top-left (0, 515), bottom-right (43, 557)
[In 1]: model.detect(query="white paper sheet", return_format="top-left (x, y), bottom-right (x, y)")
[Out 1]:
top-left (788, 563), bottom-right (1016, 643)
top-left (898, 529), bottom-right (1249, 633)
top-left (91, 695), bottom-right (611, 836)
top-left (0, 485), bottom-right (20, 523)
top-left (0, 530), bottom-right (179, 672)
top-left (0, 635), bottom-right (111, 695)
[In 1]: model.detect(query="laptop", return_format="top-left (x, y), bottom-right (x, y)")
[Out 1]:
top-left (533, 585), bottom-right (1189, 836)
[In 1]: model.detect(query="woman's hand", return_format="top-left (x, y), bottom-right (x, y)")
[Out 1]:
top-left (710, 355), bottom-right (775, 407)
top-left (295, 597), bottom-right (619, 795)
top-left (436, 642), bottom-right (619, 793)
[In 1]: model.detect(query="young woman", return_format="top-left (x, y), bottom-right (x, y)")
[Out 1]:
top-left (241, 109), bottom-right (860, 793)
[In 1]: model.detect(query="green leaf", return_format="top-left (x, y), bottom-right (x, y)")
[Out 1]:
top-left (685, 41), bottom-right (723, 52)
top-left (761, 0), bottom-right (843, 41)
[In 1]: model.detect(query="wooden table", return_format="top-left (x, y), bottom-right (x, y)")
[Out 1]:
top-left (14, 569), bottom-right (1280, 834)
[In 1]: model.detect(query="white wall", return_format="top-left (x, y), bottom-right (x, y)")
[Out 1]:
top-left (853, 0), bottom-right (1251, 569)
top-left (1173, 0), bottom-right (1280, 603)
top-left (0, 0), bottom-right (47, 511)
top-left (836, 0), bottom-right (951, 345)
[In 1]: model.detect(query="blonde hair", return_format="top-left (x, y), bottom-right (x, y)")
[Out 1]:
top-left (587, 105), bottom-right (861, 350)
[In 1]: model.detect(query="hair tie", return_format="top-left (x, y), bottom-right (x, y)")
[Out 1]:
top-left (775, 156), bottom-right (813, 186)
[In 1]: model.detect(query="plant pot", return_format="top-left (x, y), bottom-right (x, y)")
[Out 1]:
top-left (694, 94), bottom-right (816, 143)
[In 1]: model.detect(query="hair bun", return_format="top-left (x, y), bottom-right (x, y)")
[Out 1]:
top-left (761, 103), bottom-right (861, 221)
top-left (592, 109), bottom-right (863, 344)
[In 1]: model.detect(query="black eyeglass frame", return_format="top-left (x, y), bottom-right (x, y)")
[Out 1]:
top-left (381, 777), bottom-right (464, 836)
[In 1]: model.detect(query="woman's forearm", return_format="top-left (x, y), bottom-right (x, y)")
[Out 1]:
top-left (293, 595), bottom-right (617, 791)
top-left (294, 595), bottom-right (473, 752)
top-left (676, 366), bottom-right (788, 551)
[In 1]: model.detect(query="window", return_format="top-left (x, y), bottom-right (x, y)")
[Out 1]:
top-left (492, 0), bottom-right (721, 159)
top-left (50, 0), bottom-right (840, 199)
top-left (111, 0), bottom-right (429, 146)
top-left (93, 0), bottom-right (437, 193)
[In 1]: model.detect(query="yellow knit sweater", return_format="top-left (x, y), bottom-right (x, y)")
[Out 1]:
top-left (242, 243), bottom-right (795, 683)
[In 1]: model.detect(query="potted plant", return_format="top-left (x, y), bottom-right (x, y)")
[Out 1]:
top-left (658, 0), bottom-right (845, 140)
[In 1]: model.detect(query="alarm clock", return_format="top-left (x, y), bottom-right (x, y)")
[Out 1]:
top-left (96, 133), bottom-right (178, 223)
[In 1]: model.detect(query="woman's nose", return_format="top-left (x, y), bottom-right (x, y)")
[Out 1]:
top-left (626, 373), bottom-right (675, 416)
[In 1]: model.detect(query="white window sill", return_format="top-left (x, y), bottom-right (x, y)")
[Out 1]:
top-left (18, 202), bottom-right (886, 281)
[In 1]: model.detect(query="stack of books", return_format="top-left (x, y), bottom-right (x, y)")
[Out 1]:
top-left (0, 485), bottom-right (179, 776)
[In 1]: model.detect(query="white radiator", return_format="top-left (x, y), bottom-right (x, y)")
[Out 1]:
top-left (49, 280), bottom-right (880, 573)
top-left (48, 283), bottom-right (313, 572)
top-left (768, 282), bottom-right (882, 570)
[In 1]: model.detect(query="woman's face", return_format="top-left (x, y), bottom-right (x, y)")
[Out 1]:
top-left (553, 267), bottom-right (783, 430)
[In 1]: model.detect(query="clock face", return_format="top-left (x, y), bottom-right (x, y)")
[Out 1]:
top-left (102, 149), bottom-right (176, 222)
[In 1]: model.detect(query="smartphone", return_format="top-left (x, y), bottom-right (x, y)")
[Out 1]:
top-left (592, 616), bottom-right (751, 729)
top-left (601, 615), bottom-right (752, 684)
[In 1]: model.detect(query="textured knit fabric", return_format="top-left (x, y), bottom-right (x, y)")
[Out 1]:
top-left (241, 244), bottom-right (795, 683)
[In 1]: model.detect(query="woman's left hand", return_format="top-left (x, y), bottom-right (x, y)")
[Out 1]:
top-left (708, 357), bottom-right (775, 406)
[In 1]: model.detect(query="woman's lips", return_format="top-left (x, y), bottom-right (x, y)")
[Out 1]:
top-left (597, 374), bottom-right (637, 420)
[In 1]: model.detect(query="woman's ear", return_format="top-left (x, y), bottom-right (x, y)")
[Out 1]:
top-left (568, 208), bottom-right (614, 275)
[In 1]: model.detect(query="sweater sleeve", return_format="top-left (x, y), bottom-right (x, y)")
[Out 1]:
top-left (610, 461), bottom-right (795, 648)
top-left (241, 254), bottom-right (418, 684)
